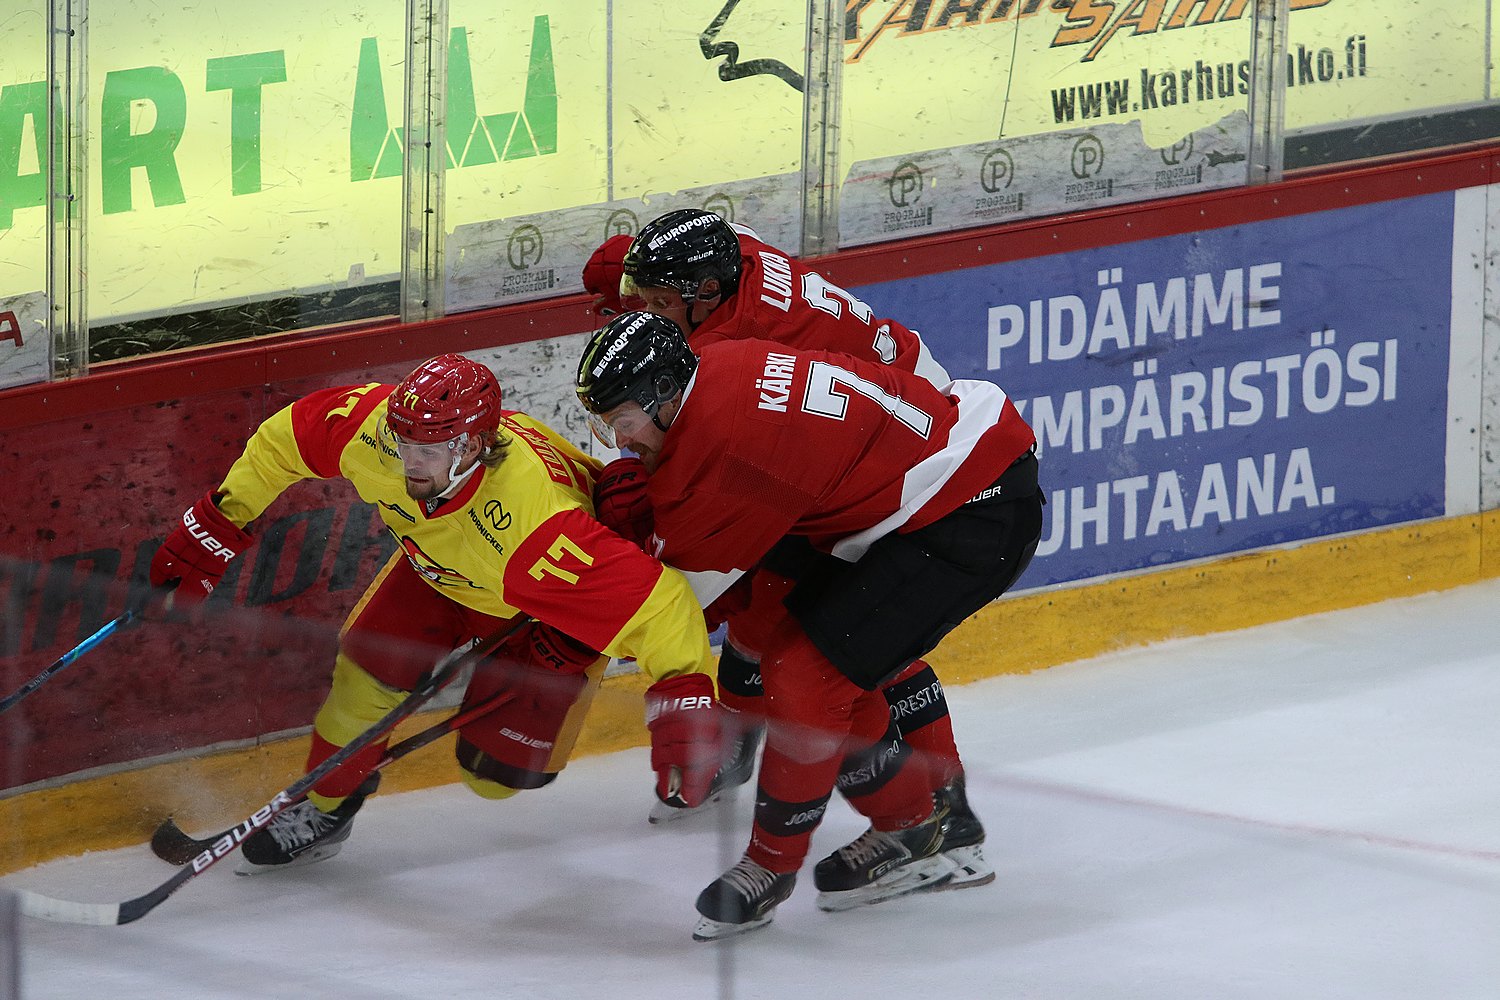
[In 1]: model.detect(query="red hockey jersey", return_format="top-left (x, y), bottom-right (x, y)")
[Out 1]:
top-left (690, 231), bottom-right (951, 386)
top-left (646, 339), bottom-right (1035, 605)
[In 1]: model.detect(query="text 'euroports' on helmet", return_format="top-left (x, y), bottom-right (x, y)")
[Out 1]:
top-left (621, 209), bottom-right (742, 305)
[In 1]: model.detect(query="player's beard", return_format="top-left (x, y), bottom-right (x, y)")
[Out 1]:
top-left (404, 473), bottom-right (446, 501)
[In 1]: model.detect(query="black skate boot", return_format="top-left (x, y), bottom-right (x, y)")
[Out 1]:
top-left (237, 772), bottom-right (380, 875)
top-left (649, 722), bottom-right (763, 824)
top-left (692, 855), bottom-right (797, 941)
top-left (926, 775), bottom-right (994, 890)
top-left (813, 803), bottom-right (955, 911)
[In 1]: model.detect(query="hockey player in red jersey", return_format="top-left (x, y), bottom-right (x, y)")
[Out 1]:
top-left (150, 354), bottom-right (723, 874)
top-left (615, 209), bottom-right (950, 380)
top-left (587, 211), bottom-right (990, 873)
top-left (576, 313), bottom-right (1043, 940)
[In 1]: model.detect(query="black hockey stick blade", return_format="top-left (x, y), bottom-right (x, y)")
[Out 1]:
top-left (17, 621), bottom-right (527, 925)
top-left (149, 818), bottom-right (210, 867)
top-left (16, 798), bottom-right (295, 925)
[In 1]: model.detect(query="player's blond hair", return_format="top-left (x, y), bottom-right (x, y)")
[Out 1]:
top-left (478, 429), bottom-right (510, 469)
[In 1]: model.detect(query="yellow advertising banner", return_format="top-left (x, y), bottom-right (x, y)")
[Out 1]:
top-left (1283, 0), bottom-right (1488, 129)
top-left (834, 0), bottom-right (1491, 160)
top-left (0, 1), bottom-right (810, 326)
top-left (0, 0), bottom-right (1490, 335)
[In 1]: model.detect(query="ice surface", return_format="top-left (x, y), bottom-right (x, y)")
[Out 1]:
top-left (6, 579), bottom-right (1499, 999)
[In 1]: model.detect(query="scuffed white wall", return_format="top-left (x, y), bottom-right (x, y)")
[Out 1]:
top-left (467, 331), bottom-right (610, 461)
top-left (1483, 184), bottom-right (1500, 512)
top-left (0, 291), bottom-right (49, 390)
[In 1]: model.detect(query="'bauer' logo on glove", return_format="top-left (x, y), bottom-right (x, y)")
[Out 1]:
top-left (644, 672), bottom-right (723, 808)
top-left (149, 492), bottom-right (253, 606)
top-left (182, 506), bottom-right (240, 562)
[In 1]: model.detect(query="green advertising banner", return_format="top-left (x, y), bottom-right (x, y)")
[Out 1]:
top-left (0, 1), bottom-right (811, 334)
top-left (0, 0), bottom-right (48, 387)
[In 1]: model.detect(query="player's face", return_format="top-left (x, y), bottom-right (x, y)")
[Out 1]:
top-left (393, 432), bottom-right (473, 500)
top-left (600, 401), bottom-right (669, 471)
top-left (636, 285), bottom-right (691, 332)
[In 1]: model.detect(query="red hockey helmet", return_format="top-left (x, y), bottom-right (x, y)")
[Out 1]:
top-left (386, 354), bottom-right (503, 444)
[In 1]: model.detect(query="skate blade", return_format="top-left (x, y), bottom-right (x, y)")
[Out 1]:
top-left (815, 854), bottom-right (958, 912)
top-left (235, 842), bottom-right (345, 876)
top-left (647, 790), bottom-right (729, 825)
top-left (692, 912), bottom-right (774, 941)
top-left (923, 844), bottom-right (995, 892)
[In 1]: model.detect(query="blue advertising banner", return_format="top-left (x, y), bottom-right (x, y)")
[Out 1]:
top-left (853, 193), bottom-right (1456, 590)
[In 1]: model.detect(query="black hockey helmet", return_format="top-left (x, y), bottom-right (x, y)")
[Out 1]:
top-left (621, 209), bottom-right (742, 304)
top-left (576, 312), bottom-right (699, 429)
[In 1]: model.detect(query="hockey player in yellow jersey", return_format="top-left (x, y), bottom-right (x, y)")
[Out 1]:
top-left (149, 354), bottom-right (723, 871)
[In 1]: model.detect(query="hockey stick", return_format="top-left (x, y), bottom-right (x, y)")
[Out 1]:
top-left (14, 618), bottom-right (530, 926)
top-left (0, 606), bottom-right (145, 716)
top-left (149, 682), bottom-right (519, 865)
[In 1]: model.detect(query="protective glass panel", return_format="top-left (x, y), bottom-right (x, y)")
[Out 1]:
top-left (84, 0), bottom-right (404, 361)
top-left (1284, 0), bottom-right (1500, 169)
top-left (444, 0), bottom-right (810, 314)
top-left (837, 1), bottom-right (1258, 248)
top-left (0, 0), bottom-right (49, 388)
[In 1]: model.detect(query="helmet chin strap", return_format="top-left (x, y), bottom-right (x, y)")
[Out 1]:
top-left (650, 398), bottom-right (680, 434)
top-left (437, 433), bottom-right (480, 499)
top-left (682, 289), bottom-right (721, 333)
top-left (438, 458), bottom-right (480, 499)
top-left (647, 377), bottom-right (685, 434)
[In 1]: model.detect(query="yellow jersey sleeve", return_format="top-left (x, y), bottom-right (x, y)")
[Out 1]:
top-left (216, 383), bottom-right (390, 528)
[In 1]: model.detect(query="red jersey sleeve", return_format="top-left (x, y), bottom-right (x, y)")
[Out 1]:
top-left (646, 346), bottom-right (816, 577)
top-left (286, 383), bottom-right (394, 477)
top-left (500, 508), bottom-right (715, 682)
top-left (649, 480), bottom-right (801, 579)
top-left (502, 508), bottom-right (660, 648)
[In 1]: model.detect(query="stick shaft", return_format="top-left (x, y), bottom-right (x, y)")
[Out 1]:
top-left (18, 618), bottom-right (531, 925)
top-left (0, 609), bottom-right (137, 715)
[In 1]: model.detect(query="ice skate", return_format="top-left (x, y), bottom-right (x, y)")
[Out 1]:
top-left (237, 773), bottom-right (380, 874)
top-left (924, 775), bottom-right (995, 890)
top-left (812, 805), bottom-right (955, 911)
top-left (692, 856), bottom-right (797, 941)
top-left (649, 723), bottom-right (762, 824)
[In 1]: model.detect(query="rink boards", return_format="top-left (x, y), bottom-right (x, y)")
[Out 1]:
top-left (3, 146), bottom-right (1500, 872)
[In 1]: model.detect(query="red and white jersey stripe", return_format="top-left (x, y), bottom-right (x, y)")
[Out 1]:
top-left (646, 339), bottom-right (1035, 604)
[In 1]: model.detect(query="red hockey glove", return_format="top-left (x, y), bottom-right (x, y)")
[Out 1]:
top-left (506, 622), bottom-right (601, 675)
top-left (582, 234), bottom-right (640, 317)
top-left (149, 491), bottom-right (252, 607)
top-left (644, 672), bottom-right (724, 808)
top-left (593, 457), bottom-right (654, 547)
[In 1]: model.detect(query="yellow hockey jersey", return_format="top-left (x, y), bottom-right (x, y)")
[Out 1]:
top-left (214, 382), bottom-right (713, 683)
